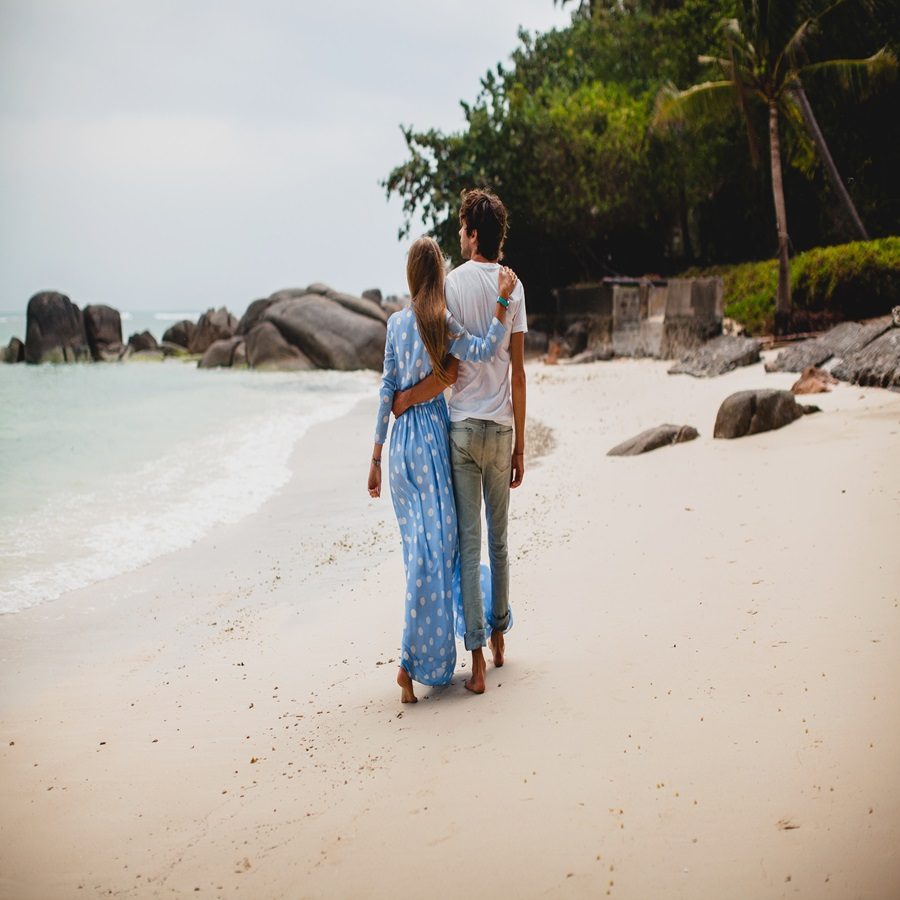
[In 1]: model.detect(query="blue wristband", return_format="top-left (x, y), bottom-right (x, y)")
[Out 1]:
top-left (497, 295), bottom-right (510, 309)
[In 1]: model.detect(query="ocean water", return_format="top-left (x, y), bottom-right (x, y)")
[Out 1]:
top-left (0, 359), bottom-right (375, 614)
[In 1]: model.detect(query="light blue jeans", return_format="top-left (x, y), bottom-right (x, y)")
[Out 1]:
top-left (449, 417), bottom-right (513, 651)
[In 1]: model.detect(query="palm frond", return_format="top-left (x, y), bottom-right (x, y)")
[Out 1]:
top-left (801, 47), bottom-right (898, 96)
top-left (776, 17), bottom-right (815, 76)
top-left (652, 80), bottom-right (740, 132)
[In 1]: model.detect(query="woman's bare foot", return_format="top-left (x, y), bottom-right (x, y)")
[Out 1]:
top-left (397, 667), bottom-right (417, 703)
top-left (489, 630), bottom-right (505, 667)
top-left (465, 649), bottom-right (486, 694)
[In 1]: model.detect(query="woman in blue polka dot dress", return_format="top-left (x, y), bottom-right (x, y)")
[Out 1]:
top-left (368, 236), bottom-right (516, 703)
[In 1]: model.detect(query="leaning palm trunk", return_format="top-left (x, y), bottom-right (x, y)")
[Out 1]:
top-left (768, 101), bottom-right (792, 334)
top-left (790, 82), bottom-right (869, 241)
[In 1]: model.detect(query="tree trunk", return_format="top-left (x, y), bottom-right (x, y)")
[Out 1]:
top-left (791, 82), bottom-right (869, 242)
top-left (768, 101), bottom-right (792, 335)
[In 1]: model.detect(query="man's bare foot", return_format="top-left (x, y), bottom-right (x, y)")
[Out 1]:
top-left (397, 667), bottom-right (417, 703)
top-left (465, 648), bottom-right (486, 694)
top-left (489, 630), bottom-right (505, 667)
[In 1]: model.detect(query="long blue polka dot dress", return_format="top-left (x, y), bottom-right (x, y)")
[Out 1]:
top-left (374, 307), bottom-right (507, 686)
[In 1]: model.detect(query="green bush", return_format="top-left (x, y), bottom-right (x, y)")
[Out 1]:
top-left (683, 237), bottom-right (900, 334)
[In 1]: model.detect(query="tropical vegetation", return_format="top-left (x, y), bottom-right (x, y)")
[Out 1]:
top-left (384, 0), bottom-right (898, 332)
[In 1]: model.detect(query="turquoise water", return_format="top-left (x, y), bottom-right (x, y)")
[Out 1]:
top-left (0, 359), bottom-right (374, 613)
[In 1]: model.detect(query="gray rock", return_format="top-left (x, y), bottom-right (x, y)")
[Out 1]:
top-left (669, 335), bottom-right (761, 377)
top-left (714, 389), bottom-right (819, 439)
top-left (831, 327), bottom-right (900, 390)
top-left (2, 337), bottom-right (25, 363)
top-left (524, 329), bottom-right (550, 356)
top-left (188, 307), bottom-right (238, 355)
top-left (236, 298), bottom-right (276, 336)
top-left (232, 341), bottom-right (247, 368)
top-left (766, 319), bottom-right (892, 373)
top-left (25, 291), bottom-right (91, 364)
top-left (245, 321), bottom-right (314, 370)
top-left (560, 347), bottom-right (614, 365)
top-left (563, 320), bottom-right (589, 356)
top-left (893, 306), bottom-right (900, 327)
top-left (198, 336), bottom-right (243, 368)
top-left (162, 319), bottom-right (197, 348)
top-left (263, 295), bottom-right (386, 370)
top-left (305, 282), bottom-right (333, 296)
top-left (83, 304), bottom-right (123, 360)
top-left (362, 288), bottom-right (383, 305)
top-left (127, 330), bottom-right (158, 352)
top-left (608, 424), bottom-right (699, 456)
top-left (325, 289), bottom-right (388, 324)
top-left (159, 341), bottom-right (190, 358)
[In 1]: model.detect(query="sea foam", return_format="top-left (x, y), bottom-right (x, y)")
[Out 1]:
top-left (0, 365), bottom-right (374, 614)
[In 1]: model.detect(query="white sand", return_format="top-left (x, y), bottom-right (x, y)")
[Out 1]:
top-left (2, 357), bottom-right (899, 899)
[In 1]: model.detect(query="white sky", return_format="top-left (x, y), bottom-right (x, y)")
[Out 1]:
top-left (0, 0), bottom-right (570, 314)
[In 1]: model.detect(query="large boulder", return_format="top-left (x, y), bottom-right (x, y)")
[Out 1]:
top-left (2, 337), bottom-right (25, 363)
top-left (608, 424), bottom-right (699, 456)
top-left (24, 291), bottom-right (91, 363)
top-left (236, 298), bottom-right (277, 336)
top-left (198, 336), bottom-right (243, 369)
top-left (127, 330), bottom-right (158, 352)
top-left (765, 319), bottom-right (892, 373)
top-left (162, 319), bottom-right (198, 349)
top-left (325, 289), bottom-right (387, 324)
top-left (83, 304), bottom-right (123, 360)
top-left (362, 288), bottom-right (383, 305)
top-left (714, 389), bottom-right (819, 439)
top-left (188, 307), bottom-right (238, 355)
top-left (668, 335), bottom-right (761, 377)
top-left (245, 321), bottom-right (314, 370)
top-left (263, 294), bottom-right (386, 370)
top-left (831, 326), bottom-right (900, 389)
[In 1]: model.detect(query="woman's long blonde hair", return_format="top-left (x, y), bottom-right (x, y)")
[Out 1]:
top-left (406, 236), bottom-right (451, 385)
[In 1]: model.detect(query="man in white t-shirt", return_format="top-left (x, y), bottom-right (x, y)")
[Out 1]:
top-left (392, 189), bottom-right (527, 695)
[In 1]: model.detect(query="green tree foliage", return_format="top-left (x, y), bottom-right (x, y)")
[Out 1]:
top-left (655, 0), bottom-right (896, 331)
top-left (384, 0), bottom-right (897, 312)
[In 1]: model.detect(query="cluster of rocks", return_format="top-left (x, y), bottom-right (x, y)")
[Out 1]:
top-left (3, 285), bottom-right (402, 372)
top-left (0, 292), bottom-right (184, 364)
top-left (607, 389), bottom-right (820, 456)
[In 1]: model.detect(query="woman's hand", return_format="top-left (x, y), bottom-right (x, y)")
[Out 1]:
top-left (498, 265), bottom-right (517, 300)
top-left (367, 458), bottom-right (382, 498)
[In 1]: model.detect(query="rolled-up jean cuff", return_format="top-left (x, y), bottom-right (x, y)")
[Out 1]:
top-left (464, 628), bottom-right (487, 652)
top-left (488, 612), bottom-right (510, 633)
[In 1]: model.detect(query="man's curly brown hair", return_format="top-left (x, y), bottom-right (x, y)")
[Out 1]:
top-left (459, 188), bottom-right (508, 261)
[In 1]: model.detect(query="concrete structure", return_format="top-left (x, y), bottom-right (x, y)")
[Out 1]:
top-left (551, 276), bottom-right (723, 360)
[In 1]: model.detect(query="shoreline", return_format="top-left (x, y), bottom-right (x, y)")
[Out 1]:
top-left (2, 358), bottom-right (899, 899)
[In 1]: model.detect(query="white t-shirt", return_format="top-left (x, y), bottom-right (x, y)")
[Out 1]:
top-left (445, 260), bottom-right (527, 425)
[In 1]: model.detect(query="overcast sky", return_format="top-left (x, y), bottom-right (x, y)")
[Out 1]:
top-left (0, 1), bottom-right (570, 314)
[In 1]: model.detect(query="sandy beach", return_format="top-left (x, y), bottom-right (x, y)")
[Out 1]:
top-left (2, 356), bottom-right (899, 899)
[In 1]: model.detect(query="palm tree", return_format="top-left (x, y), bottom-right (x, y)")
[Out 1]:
top-left (654, 0), bottom-right (894, 333)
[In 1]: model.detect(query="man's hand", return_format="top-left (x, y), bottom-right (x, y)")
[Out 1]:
top-left (510, 450), bottom-right (525, 488)
top-left (392, 389), bottom-right (412, 418)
